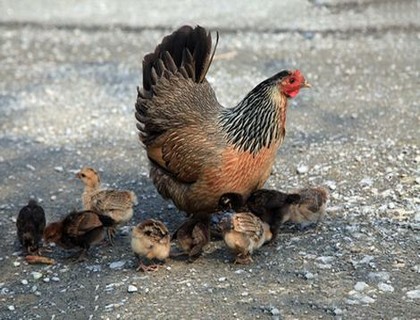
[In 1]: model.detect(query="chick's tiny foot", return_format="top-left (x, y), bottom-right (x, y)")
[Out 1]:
top-left (136, 262), bottom-right (161, 272)
top-left (234, 254), bottom-right (253, 265)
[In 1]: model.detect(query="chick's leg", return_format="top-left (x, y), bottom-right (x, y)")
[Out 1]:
top-left (106, 227), bottom-right (117, 245)
top-left (234, 252), bottom-right (253, 265)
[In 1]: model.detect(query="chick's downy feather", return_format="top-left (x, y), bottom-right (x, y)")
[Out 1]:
top-left (16, 199), bottom-right (46, 254)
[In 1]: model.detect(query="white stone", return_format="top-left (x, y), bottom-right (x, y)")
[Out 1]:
top-left (127, 285), bottom-right (138, 293)
top-left (31, 272), bottom-right (42, 280)
top-left (109, 261), bottom-right (126, 269)
top-left (54, 166), bottom-right (64, 172)
top-left (13, 261), bottom-right (21, 267)
top-left (21, 279), bottom-right (28, 285)
top-left (378, 283), bottom-right (394, 292)
top-left (52, 277), bottom-right (60, 282)
top-left (296, 164), bottom-right (309, 174)
top-left (43, 277), bottom-right (50, 283)
top-left (406, 289), bottom-right (420, 299)
top-left (218, 277), bottom-right (226, 282)
top-left (354, 282), bottom-right (369, 291)
top-left (8, 305), bottom-right (15, 311)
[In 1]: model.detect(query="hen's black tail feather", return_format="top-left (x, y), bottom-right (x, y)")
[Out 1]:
top-left (142, 25), bottom-right (213, 92)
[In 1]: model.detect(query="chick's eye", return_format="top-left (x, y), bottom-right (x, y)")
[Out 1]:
top-left (80, 173), bottom-right (86, 178)
top-left (289, 78), bottom-right (295, 84)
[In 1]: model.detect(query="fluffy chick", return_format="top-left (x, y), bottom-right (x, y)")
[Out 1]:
top-left (246, 189), bottom-right (301, 241)
top-left (171, 217), bottom-right (210, 262)
top-left (76, 167), bottom-right (138, 244)
top-left (218, 194), bottom-right (272, 264)
top-left (43, 210), bottom-right (115, 261)
top-left (131, 219), bottom-right (170, 272)
top-left (16, 199), bottom-right (46, 255)
top-left (286, 187), bottom-right (329, 228)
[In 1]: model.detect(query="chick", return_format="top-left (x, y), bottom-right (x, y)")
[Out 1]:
top-left (247, 187), bottom-right (329, 237)
top-left (286, 187), bottom-right (329, 228)
top-left (131, 219), bottom-right (170, 272)
top-left (76, 167), bottom-right (138, 244)
top-left (246, 189), bottom-right (301, 241)
top-left (43, 210), bottom-right (115, 261)
top-left (218, 194), bottom-right (272, 264)
top-left (171, 217), bottom-right (209, 262)
top-left (16, 199), bottom-right (46, 255)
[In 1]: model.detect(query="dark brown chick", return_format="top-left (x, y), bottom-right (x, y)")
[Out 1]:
top-left (16, 199), bottom-right (46, 255)
top-left (76, 167), bottom-right (138, 244)
top-left (131, 219), bottom-right (170, 272)
top-left (247, 189), bottom-right (301, 241)
top-left (43, 210), bottom-right (115, 261)
top-left (219, 211), bottom-right (272, 265)
top-left (135, 25), bottom-right (310, 258)
top-left (171, 217), bottom-right (209, 262)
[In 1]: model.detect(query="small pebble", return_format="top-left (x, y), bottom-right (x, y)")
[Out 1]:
top-left (127, 285), bottom-right (138, 293)
top-left (13, 261), bottom-right (21, 267)
top-left (43, 277), bottom-right (50, 283)
top-left (218, 277), bottom-right (226, 282)
top-left (378, 283), bottom-right (394, 292)
top-left (354, 282), bottom-right (369, 292)
top-left (304, 272), bottom-right (315, 280)
top-left (54, 166), bottom-right (64, 172)
top-left (296, 164), bottom-right (309, 174)
top-left (406, 289), bottom-right (420, 299)
top-left (109, 261), bottom-right (126, 270)
top-left (51, 277), bottom-right (60, 282)
top-left (21, 279), bottom-right (28, 285)
top-left (31, 272), bottom-right (42, 280)
top-left (270, 307), bottom-right (280, 316)
top-left (8, 305), bottom-right (15, 311)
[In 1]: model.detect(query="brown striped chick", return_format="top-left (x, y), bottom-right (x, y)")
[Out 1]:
top-left (76, 167), bottom-right (138, 244)
top-left (171, 217), bottom-right (209, 262)
top-left (43, 210), bottom-right (115, 262)
top-left (131, 219), bottom-right (170, 272)
top-left (218, 194), bottom-right (272, 264)
top-left (286, 187), bottom-right (329, 229)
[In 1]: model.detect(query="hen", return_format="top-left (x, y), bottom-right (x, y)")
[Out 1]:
top-left (131, 219), bottom-right (171, 272)
top-left (135, 25), bottom-right (310, 256)
top-left (76, 167), bottom-right (138, 244)
top-left (43, 210), bottom-right (114, 261)
top-left (16, 199), bottom-right (46, 255)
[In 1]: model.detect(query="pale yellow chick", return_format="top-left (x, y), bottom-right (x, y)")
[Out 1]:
top-left (131, 219), bottom-right (171, 272)
top-left (219, 211), bottom-right (272, 265)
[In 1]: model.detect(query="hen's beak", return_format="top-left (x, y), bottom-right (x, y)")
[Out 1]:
top-left (302, 81), bottom-right (312, 88)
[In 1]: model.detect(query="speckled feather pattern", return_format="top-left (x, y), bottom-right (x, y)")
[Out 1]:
top-left (131, 219), bottom-right (170, 261)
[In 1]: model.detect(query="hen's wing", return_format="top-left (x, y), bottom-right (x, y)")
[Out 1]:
top-left (135, 25), bottom-right (223, 183)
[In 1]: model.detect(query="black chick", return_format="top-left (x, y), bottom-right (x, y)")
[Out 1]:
top-left (247, 189), bottom-right (301, 241)
top-left (16, 199), bottom-right (46, 255)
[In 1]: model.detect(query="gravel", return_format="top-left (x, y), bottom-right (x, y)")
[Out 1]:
top-left (0, 0), bottom-right (419, 319)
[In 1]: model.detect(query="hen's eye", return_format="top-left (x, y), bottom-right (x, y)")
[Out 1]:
top-left (289, 78), bottom-right (295, 84)
top-left (80, 173), bottom-right (86, 178)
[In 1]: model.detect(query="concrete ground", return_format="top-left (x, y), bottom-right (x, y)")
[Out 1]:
top-left (0, 0), bottom-right (419, 319)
